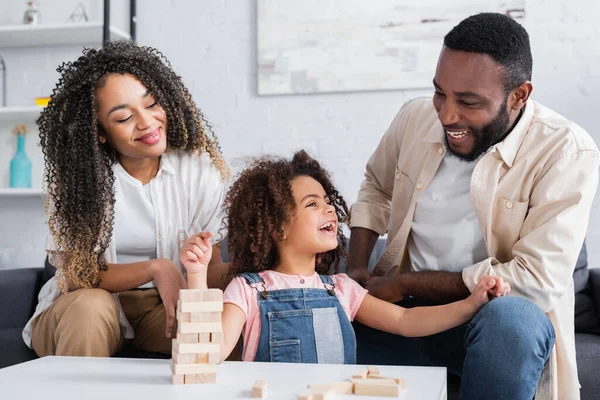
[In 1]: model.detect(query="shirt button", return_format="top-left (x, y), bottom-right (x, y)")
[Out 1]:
top-left (416, 181), bottom-right (424, 190)
top-left (300, 279), bottom-right (305, 284)
top-left (505, 201), bottom-right (514, 209)
top-left (395, 172), bottom-right (400, 180)
top-left (438, 147), bottom-right (444, 155)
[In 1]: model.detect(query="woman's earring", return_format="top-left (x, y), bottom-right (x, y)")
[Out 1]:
top-left (98, 136), bottom-right (106, 144)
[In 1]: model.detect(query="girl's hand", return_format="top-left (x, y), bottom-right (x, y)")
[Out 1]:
top-left (179, 232), bottom-right (214, 274)
top-left (468, 275), bottom-right (511, 309)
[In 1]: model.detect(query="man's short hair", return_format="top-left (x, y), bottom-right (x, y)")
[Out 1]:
top-left (444, 13), bottom-right (532, 92)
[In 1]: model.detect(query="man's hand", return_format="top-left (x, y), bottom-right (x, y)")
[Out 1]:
top-left (364, 275), bottom-right (405, 303)
top-left (179, 232), bottom-right (214, 274)
top-left (487, 276), bottom-right (510, 298)
top-left (467, 275), bottom-right (511, 310)
top-left (150, 259), bottom-right (188, 338)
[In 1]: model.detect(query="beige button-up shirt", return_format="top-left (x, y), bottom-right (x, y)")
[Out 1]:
top-left (351, 97), bottom-right (600, 400)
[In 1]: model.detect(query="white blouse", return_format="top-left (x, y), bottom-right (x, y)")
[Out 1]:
top-left (23, 150), bottom-right (228, 346)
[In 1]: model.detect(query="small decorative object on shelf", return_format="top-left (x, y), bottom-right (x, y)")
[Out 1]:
top-left (35, 96), bottom-right (50, 107)
top-left (67, 2), bottom-right (89, 23)
top-left (0, 55), bottom-right (5, 107)
top-left (10, 124), bottom-right (32, 189)
top-left (23, 1), bottom-right (41, 25)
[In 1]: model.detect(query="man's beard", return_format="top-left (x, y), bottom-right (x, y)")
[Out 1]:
top-left (445, 99), bottom-right (511, 162)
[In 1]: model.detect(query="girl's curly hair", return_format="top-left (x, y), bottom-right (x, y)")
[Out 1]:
top-left (38, 41), bottom-right (229, 292)
top-left (224, 150), bottom-right (349, 275)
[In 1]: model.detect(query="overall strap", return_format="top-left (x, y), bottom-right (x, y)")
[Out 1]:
top-left (238, 272), bottom-right (265, 286)
top-left (318, 274), bottom-right (334, 286)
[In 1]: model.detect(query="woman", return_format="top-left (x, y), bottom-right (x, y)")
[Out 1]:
top-left (23, 41), bottom-right (230, 357)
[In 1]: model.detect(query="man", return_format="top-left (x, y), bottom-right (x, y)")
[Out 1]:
top-left (347, 13), bottom-right (599, 400)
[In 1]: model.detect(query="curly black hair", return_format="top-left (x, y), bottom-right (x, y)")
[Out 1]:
top-left (444, 12), bottom-right (532, 92)
top-left (38, 41), bottom-right (229, 292)
top-left (224, 150), bottom-right (349, 276)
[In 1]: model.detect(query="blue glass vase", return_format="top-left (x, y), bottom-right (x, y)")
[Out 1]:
top-left (9, 134), bottom-right (32, 188)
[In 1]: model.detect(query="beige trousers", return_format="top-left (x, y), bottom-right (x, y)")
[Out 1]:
top-left (31, 288), bottom-right (175, 357)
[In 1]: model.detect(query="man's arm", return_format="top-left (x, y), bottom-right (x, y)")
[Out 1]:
top-left (399, 271), bottom-right (471, 302)
top-left (346, 227), bottom-right (379, 285)
top-left (461, 152), bottom-right (599, 313)
top-left (348, 103), bottom-right (416, 283)
top-left (365, 271), bottom-right (471, 303)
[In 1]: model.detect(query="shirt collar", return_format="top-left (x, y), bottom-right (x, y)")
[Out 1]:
top-left (494, 100), bottom-right (534, 168)
top-left (157, 151), bottom-right (176, 176)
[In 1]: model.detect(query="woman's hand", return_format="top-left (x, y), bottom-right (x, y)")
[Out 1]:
top-left (150, 258), bottom-right (188, 338)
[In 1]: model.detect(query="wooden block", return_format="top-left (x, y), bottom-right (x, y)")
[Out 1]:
top-left (297, 392), bottom-right (313, 400)
top-left (178, 299), bottom-right (223, 313)
top-left (367, 365), bottom-right (380, 376)
top-left (352, 369), bottom-right (368, 379)
top-left (367, 375), bottom-right (406, 387)
top-left (311, 387), bottom-right (335, 400)
top-left (195, 373), bottom-right (216, 383)
top-left (177, 311), bottom-right (191, 323)
top-left (184, 374), bottom-right (196, 384)
top-left (251, 380), bottom-right (267, 398)
top-left (172, 350), bottom-right (197, 364)
top-left (353, 381), bottom-right (401, 397)
top-left (208, 352), bottom-right (219, 364)
top-left (351, 378), bottom-right (398, 385)
top-left (202, 289), bottom-right (223, 302)
top-left (176, 332), bottom-right (199, 343)
top-left (197, 353), bottom-right (209, 363)
top-left (199, 333), bottom-right (212, 343)
top-left (308, 381), bottom-right (353, 394)
top-left (172, 374), bottom-right (184, 385)
top-left (173, 341), bottom-right (220, 354)
top-left (170, 359), bottom-right (217, 375)
top-left (211, 332), bottom-right (222, 343)
top-left (179, 288), bottom-right (223, 302)
top-left (179, 322), bottom-right (222, 334)
top-left (211, 312), bottom-right (222, 322)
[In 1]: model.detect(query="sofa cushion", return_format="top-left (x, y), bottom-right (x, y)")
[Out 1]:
top-left (574, 243), bottom-right (600, 335)
top-left (576, 333), bottom-right (600, 400)
top-left (0, 268), bottom-right (44, 329)
top-left (0, 327), bottom-right (37, 369)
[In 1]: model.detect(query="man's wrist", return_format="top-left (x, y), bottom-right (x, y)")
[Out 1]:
top-left (394, 273), bottom-right (408, 297)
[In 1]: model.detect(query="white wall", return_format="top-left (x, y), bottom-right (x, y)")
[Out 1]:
top-left (1, 0), bottom-right (600, 269)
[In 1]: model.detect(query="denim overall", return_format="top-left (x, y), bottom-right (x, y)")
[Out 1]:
top-left (239, 272), bottom-right (357, 364)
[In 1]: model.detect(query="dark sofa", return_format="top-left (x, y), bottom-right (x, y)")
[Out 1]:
top-left (1, 240), bottom-right (600, 399)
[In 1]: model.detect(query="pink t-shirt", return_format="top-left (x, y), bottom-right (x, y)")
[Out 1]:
top-left (223, 270), bottom-right (368, 361)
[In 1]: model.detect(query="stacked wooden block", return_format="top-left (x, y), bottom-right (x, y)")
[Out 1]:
top-left (171, 288), bottom-right (223, 384)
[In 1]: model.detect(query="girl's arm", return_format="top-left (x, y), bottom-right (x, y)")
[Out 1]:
top-left (355, 276), bottom-right (506, 337)
top-left (219, 303), bottom-right (246, 362)
top-left (206, 245), bottom-right (233, 290)
top-left (179, 233), bottom-right (247, 362)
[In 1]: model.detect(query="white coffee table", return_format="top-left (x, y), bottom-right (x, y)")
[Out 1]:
top-left (0, 357), bottom-right (447, 399)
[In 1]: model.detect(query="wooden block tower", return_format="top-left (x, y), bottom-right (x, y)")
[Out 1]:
top-left (171, 288), bottom-right (223, 384)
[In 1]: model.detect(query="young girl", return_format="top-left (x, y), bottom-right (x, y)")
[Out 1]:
top-left (180, 150), bottom-right (509, 363)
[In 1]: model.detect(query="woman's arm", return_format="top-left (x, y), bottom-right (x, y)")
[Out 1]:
top-left (98, 259), bottom-right (182, 292)
top-left (355, 276), bottom-right (505, 337)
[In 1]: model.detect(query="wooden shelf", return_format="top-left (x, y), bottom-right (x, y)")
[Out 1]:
top-left (0, 23), bottom-right (130, 48)
top-left (0, 107), bottom-right (42, 122)
top-left (0, 188), bottom-right (43, 197)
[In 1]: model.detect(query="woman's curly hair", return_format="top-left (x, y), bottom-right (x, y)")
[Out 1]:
top-left (38, 41), bottom-right (229, 292)
top-left (224, 150), bottom-right (349, 275)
